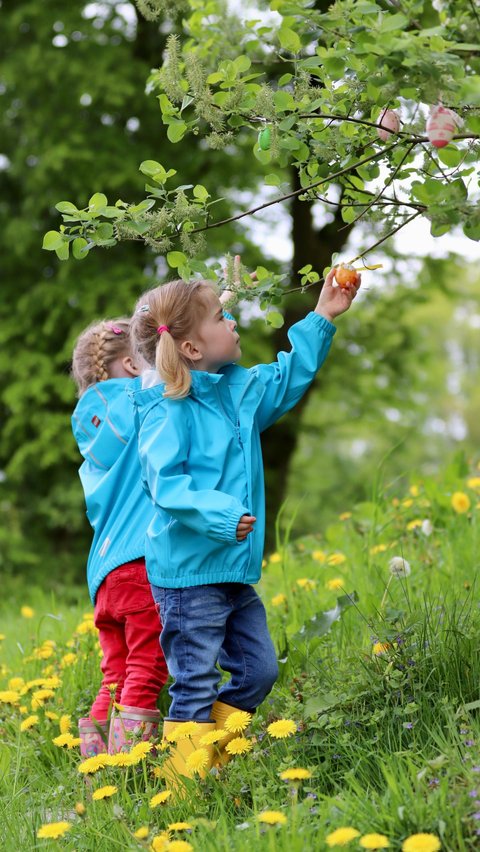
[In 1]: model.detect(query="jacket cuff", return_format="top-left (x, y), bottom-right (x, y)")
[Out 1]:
top-left (225, 505), bottom-right (249, 542)
top-left (305, 310), bottom-right (337, 336)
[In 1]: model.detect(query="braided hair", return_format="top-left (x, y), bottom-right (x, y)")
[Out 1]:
top-left (71, 318), bottom-right (132, 397)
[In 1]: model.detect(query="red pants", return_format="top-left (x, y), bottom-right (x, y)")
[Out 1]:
top-left (90, 560), bottom-right (168, 721)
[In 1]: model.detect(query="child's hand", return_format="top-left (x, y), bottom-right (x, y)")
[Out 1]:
top-left (236, 514), bottom-right (256, 541)
top-left (315, 268), bottom-right (360, 323)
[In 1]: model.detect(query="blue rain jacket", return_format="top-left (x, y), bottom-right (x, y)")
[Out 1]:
top-left (129, 312), bottom-right (336, 589)
top-left (72, 377), bottom-right (155, 603)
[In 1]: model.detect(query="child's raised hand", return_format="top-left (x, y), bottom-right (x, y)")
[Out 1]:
top-left (236, 514), bottom-right (256, 541)
top-left (315, 268), bottom-right (360, 323)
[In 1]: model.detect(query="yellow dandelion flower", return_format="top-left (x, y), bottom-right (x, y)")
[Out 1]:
top-left (103, 752), bottom-right (131, 767)
top-left (225, 736), bottom-right (253, 756)
top-left (360, 834), bottom-right (390, 849)
top-left (21, 606), bottom-right (34, 619)
top-left (76, 620), bottom-right (98, 635)
top-left (224, 710), bottom-right (252, 733)
top-left (92, 785), bottom-right (117, 800)
top-left (78, 754), bottom-right (108, 774)
top-left (9, 677), bottom-right (25, 691)
top-left (59, 714), bottom-right (71, 734)
top-left (168, 822), bottom-right (193, 831)
top-left (267, 718), bottom-right (297, 739)
top-left (185, 747), bottom-right (209, 774)
top-left (312, 549), bottom-right (327, 563)
top-left (45, 711), bottom-right (59, 721)
top-left (326, 578), bottom-right (344, 591)
top-left (60, 653), bottom-right (77, 668)
top-left (269, 552), bottom-right (282, 563)
top-left (296, 577), bottom-right (316, 591)
top-left (134, 827), bottom-right (149, 839)
top-left (373, 642), bottom-right (390, 656)
top-left (167, 841), bottom-right (193, 852)
top-left (401, 834), bottom-right (441, 852)
top-left (271, 593), bottom-right (287, 607)
top-left (150, 834), bottom-right (171, 851)
top-left (19, 706), bottom-right (28, 714)
top-left (0, 690), bottom-right (20, 704)
top-left (74, 802), bottom-right (86, 816)
top-left (53, 733), bottom-right (82, 749)
top-left (402, 498), bottom-right (414, 508)
top-left (31, 688), bottom-right (55, 703)
top-left (339, 512), bottom-right (352, 521)
top-left (451, 492), bottom-right (470, 514)
top-left (198, 729), bottom-right (225, 746)
top-left (327, 553), bottom-right (347, 566)
top-left (150, 790), bottom-right (173, 807)
top-left (0, 634), bottom-right (5, 641)
top-left (257, 810), bottom-right (287, 826)
top-left (370, 544), bottom-right (387, 555)
top-left (467, 477), bottom-right (480, 489)
top-left (409, 485), bottom-right (419, 497)
top-left (20, 715), bottom-right (39, 732)
top-left (279, 767), bottom-right (312, 781)
top-left (166, 721), bottom-right (200, 742)
top-left (129, 741), bottom-right (154, 761)
top-left (406, 520), bottom-right (422, 531)
top-left (37, 821), bottom-right (72, 839)
top-left (326, 826), bottom-right (361, 846)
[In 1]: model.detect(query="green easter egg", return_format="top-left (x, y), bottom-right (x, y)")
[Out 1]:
top-left (258, 127), bottom-right (271, 151)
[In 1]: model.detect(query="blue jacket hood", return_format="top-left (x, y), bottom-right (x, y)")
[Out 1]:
top-left (72, 377), bottom-right (155, 603)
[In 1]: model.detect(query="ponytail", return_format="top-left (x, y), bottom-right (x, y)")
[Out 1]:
top-left (71, 318), bottom-right (131, 397)
top-left (131, 279), bottom-right (215, 400)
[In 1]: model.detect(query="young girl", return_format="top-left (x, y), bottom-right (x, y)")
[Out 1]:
top-left (129, 268), bottom-right (359, 779)
top-left (71, 318), bottom-right (168, 756)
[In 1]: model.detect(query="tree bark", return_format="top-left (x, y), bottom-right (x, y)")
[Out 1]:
top-left (261, 170), bottom-right (350, 547)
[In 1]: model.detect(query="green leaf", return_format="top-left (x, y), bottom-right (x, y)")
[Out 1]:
top-left (55, 241), bottom-right (70, 261)
top-left (293, 593), bottom-right (358, 642)
top-left (437, 146), bottom-right (462, 167)
top-left (72, 237), bottom-right (89, 259)
top-left (233, 55), bottom-right (251, 73)
top-left (42, 231), bottom-right (63, 251)
top-left (379, 12), bottom-right (409, 31)
top-left (55, 201), bottom-right (79, 215)
top-left (430, 222), bottom-right (451, 237)
top-left (193, 184), bottom-right (210, 202)
top-left (96, 223), bottom-right (114, 241)
top-left (266, 311), bottom-right (284, 328)
top-left (167, 121), bottom-right (187, 143)
top-left (88, 192), bottom-right (108, 212)
top-left (167, 251), bottom-right (188, 269)
top-left (278, 25), bottom-right (301, 52)
top-left (139, 160), bottom-right (164, 177)
top-left (264, 173), bottom-right (282, 186)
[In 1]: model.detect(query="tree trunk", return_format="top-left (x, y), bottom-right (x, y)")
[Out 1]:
top-left (261, 170), bottom-right (350, 548)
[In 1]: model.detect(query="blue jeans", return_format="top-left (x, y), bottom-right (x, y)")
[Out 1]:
top-left (151, 583), bottom-right (279, 721)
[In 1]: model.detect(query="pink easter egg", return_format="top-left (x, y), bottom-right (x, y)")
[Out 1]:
top-left (426, 106), bottom-right (460, 148)
top-left (377, 109), bottom-right (400, 141)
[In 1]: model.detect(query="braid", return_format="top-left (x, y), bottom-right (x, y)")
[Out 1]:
top-left (91, 327), bottom-right (109, 384)
top-left (71, 317), bottom-right (132, 397)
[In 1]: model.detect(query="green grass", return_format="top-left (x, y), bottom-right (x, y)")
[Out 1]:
top-left (2, 465), bottom-right (480, 850)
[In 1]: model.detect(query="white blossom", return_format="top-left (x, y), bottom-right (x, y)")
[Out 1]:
top-left (388, 556), bottom-right (411, 578)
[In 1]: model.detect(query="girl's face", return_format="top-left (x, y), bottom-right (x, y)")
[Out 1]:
top-left (190, 288), bottom-right (241, 373)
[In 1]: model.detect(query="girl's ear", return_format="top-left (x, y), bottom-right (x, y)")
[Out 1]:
top-left (121, 355), bottom-right (142, 377)
top-left (178, 339), bottom-right (203, 362)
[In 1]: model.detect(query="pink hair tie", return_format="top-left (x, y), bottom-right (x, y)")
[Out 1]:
top-left (107, 324), bottom-right (123, 335)
top-left (157, 325), bottom-right (170, 336)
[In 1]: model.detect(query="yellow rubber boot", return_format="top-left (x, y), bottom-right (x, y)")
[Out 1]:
top-left (161, 719), bottom-right (216, 790)
top-left (211, 701), bottom-right (252, 767)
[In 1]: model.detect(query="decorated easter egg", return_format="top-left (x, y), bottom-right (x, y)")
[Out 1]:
top-left (426, 105), bottom-right (461, 148)
top-left (377, 109), bottom-right (400, 141)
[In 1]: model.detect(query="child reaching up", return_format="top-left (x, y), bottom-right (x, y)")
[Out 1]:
top-left (71, 318), bottom-right (168, 756)
top-left (129, 267), bottom-right (359, 782)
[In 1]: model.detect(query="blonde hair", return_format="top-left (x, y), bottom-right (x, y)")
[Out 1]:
top-left (71, 318), bottom-right (132, 397)
top-left (131, 279), bottom-right (215, 399)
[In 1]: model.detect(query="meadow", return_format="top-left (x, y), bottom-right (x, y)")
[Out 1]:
top-left (2, 459), bottom-right (480, 851)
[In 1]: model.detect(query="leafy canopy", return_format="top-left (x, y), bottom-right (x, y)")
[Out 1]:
top-left (45, 0), bottom-right (480, 314)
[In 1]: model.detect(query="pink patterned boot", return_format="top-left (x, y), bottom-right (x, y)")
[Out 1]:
top-left (108, 705), bottom-right (161, 754)
top-left (78, 717), bottom-right (108, 758)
